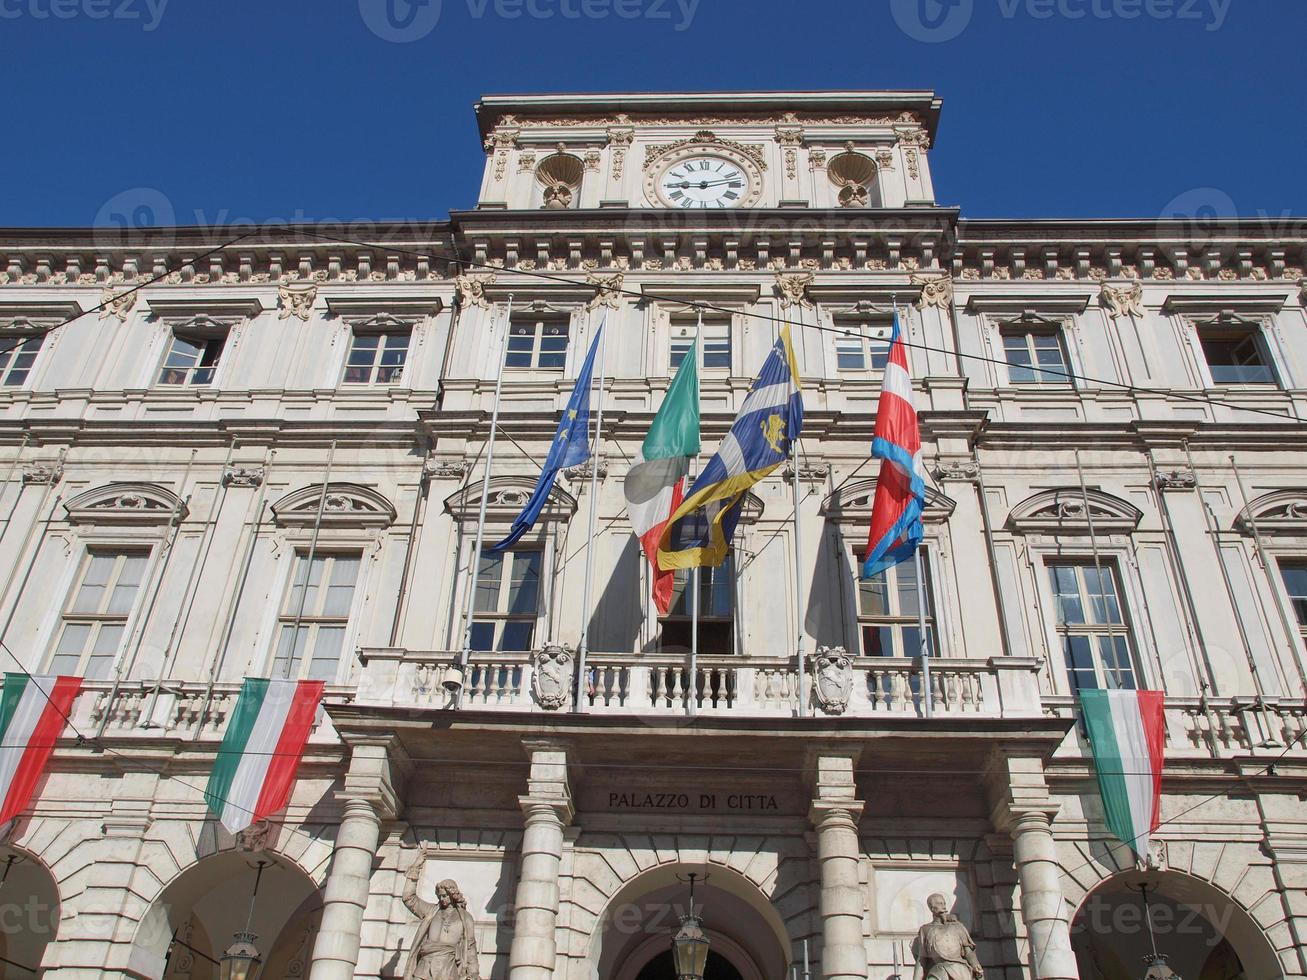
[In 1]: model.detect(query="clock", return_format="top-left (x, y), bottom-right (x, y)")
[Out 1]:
top-left (658, 155), bottom-right (749, 209)
top-left (644, 143), bottom-right (764, 209)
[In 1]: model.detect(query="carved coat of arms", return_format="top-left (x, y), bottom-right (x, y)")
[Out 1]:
top-left (531, 644), bottom-right (574, 711)
top-left (811, 646), bottom-right (853, 715)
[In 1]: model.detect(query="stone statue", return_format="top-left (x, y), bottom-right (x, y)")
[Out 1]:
top-left (911, 893), bottom-right (983, 980)
top-left (402, 858), bottom-right (481, 980)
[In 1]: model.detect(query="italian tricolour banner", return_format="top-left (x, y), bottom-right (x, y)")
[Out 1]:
top-left (623, 339), bottom-right (700, 615)
top-left (205, 678), bottom-right (323, 834)
top-left (0, 674), bottom-right (82, 825)
top-left (1079, 689), bottom-right (1166, 859)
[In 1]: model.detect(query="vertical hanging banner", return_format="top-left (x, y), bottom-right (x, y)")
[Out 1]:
top-left (1079, 688), bottom-right (1166, 859)
top-left (205, 677), bottom-right (324, 834)
top-left (0, 673), bottom-right (83, 825)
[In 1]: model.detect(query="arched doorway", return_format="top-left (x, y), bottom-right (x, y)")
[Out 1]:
top-left (129, 851), bottom-right (322, 980)
top-left (1071, 870), bottom-right (1279, 980)
top-left (0, 846), bottom-right (59, 976)
top-left (590, 864), bottom-right (791, 980)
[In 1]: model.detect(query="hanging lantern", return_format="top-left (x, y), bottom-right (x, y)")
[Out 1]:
top-left (670, 872), bottom-right (710, 980)
top-left (220, 932), bottom-right (262, 980)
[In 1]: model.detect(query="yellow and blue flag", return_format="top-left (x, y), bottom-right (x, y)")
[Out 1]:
top-left (656, 325), bottom-right (803, 569)
top-left (488, 322), bottom-right (603, 553)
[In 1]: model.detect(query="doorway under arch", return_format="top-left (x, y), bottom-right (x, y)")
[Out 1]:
top-left (1071, 869), bottom-right (1280, 980)
top-left (0, 846), bottom-right (60, 976)
top-left (589, 864), bottom-right (791, 980)
top-left (129, 851), bottom-right (322, 980)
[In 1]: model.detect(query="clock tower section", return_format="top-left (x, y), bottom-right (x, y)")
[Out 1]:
top-left (472, 91), bottom-right (942, 212)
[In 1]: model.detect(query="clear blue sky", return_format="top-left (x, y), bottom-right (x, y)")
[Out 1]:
top-left (1, 0), bottom-right (1301, 228)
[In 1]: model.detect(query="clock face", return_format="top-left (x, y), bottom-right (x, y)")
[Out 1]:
top-left (658, 155), bottom-right (749, 209)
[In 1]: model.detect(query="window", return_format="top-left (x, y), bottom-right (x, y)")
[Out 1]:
top-left (471, 549), bottom-right (541, 652)
top-left (0, 334), bottom-right (42, 386)
top-left (1002, 326), bottom-right (1070, 385)
top-left (659, 558), bottom-right (735, 654)
top-left (273, 552), bottom-right (361, 681)
top-left (1047, 561), bottom-right (1136, 692)
top-left (157, 333), bottom-right (225, 386)
top-left (832, 315), bottom-right (891, 373)
top-left (855, 550), bottom-right (936, 657)
top-left (49, 550), bottom-right (148, 679)
top-left (670, 317), bottom-right (731, 372)
top-left (1279, 561), bottom-right (1307, 634)
top-left (506, 314), bottom-right (569, 370)
top-left (343, 330), bottom-right (409, 385)
top-left (1199, 327), bottom-right (1277, 384)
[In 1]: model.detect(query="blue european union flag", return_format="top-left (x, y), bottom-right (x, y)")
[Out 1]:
top-left (487, 324), bottom-right (603, 553)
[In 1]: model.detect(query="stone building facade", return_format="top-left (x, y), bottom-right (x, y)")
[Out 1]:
top-left (0, 91), bottom-right (1304, 979)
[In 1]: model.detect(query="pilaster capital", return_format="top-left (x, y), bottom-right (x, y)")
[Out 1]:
top-left (809, 800), bottom-right (865, 832)
top-left (518, 794), bottom-right (575, 828)
top-left (520, 736), bottom-right (574, 825)
top-left (338, 733), bottom-right (412, 821)
top-left (982, 749), bottom-right (1060, 835)
top-left (804, 745), bottom-right (863, 804)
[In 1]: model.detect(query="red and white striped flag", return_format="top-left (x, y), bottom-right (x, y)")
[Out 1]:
top-left (0, 673), bottom-right (83, 825)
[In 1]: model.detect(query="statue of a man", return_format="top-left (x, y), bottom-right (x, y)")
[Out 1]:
top-left (402, 857), bottom-right (481, 980)
top-left (912, 893), bottom-right (983, 980)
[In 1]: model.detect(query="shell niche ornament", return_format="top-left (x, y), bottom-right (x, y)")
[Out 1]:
top-left (827, 144), bottom-right (877, 209)
top-left (536, 149), bottom-right (584, 210)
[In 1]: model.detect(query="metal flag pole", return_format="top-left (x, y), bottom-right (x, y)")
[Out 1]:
top-left (788, 317), bottom-right (807, 718)
top-left (575, 308), bottom-right (609, 713)
top-left (688, 310), bottom-right (703, 717)
top-left (455, 294), bottom-right (514, 709)
top-left (896, 297), bottom-right (931, 720)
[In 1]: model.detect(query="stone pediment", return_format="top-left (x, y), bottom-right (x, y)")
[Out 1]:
top-left (819, 478), bottom-right (954, 525)
top-left (64, 482), bottom-right (185, 525)
top-left (1234, 490), bottom-right (1307, 535)
top-left (272, 483), bottom-right (397, 529)
top-left (1007, 488), bottom-right (1141, 534)
top-left (445, 475), bottom-right (577, 523)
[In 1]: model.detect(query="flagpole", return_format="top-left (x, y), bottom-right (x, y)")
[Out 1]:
top-left (899, 297), bottom-right (932, 720)
top-left (688, 311), bottom-right (703, 718)
top-left (455, 294), bottom-right (513, 709)
top-left (789, 316), bottom-right (807, 719)
top-left (575, 308), bottom-right (608, 713)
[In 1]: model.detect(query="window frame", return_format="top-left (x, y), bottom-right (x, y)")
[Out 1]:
top-left (469, 547), bottom-right (545, 653)
top-left (999, 316), bottom-right (1074, 387)
top-left (270, 549), bottom-right (366, 683)
top-left (1195, 319), bottom-right (1281, 387)
top-left (851, 546), bottom-right (938, 658)
top-left (45, 547), bottom-right (152, 680)
top-left (1044, 558), bottom-right (1140, 693)
top-left (669, 315), bottom-right (732, 375)
top-left (0, 331), bottom-right (46, 389)
top-left (657, 558), bottom-right (737, 655)
top-left (505, 312), bottom-right (571, 372)
top-left (830, 313), bottom-right (893, 375)
top-left (341, 327), bottom-right (411, 386)
top-left (1278, 558), bottom-right (1307, 638)
top-left (155, 330), bottom-right (228, 387)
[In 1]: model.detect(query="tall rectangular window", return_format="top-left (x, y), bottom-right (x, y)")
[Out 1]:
top-left (832, 315), bottom-right (891, 373)
top-left (1279, 560), bottom-right (1307, 635)
top-left (157, 333), bottom-right (225, 386)
top-left (0, 335), bottom-right (42, 387)
top-left (1199, 327), bottom-right (1277, 385)
top-left (506, 315), bottom-right (569, 370)
top-left (49, 549), bottom-right (148, 679)
top-left (855, 550), bottom-right (936, 657)
top-left (471, 549), bottom-right (541, 652)
top-left (273, 552), bottom-right (361, 682)
top-left (670, 317), bottom-right (731, 372)
top-left (1047, 561), bottom-right (1136, 691)
top-left (1002, 327), bottom-right (1070, 385)
top-left (343, 331), bottom-right (409, 385)
top-left (659, 558), bottom-right (735, 655)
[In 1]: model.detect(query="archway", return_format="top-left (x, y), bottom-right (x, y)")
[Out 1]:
top-left (129, 851), bottom-right (322, 980)
top-left (1071, 870), bottom-right (1280, 980)
top-left (0, 846), bottom-right (59, 976)
top-left (589, 864), bottom-right (791, 980)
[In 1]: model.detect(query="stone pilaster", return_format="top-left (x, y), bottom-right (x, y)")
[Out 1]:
top-left (309, 735), bottom-right (410, 980)
top-left (808, 750), bottom-right (868, 980)
top-left (508, 739), bottom-right (574, 980)
top-left (985, 752), bottom-right (1077, 980)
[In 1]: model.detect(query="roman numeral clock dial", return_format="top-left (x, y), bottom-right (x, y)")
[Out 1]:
top-left (657, 155), bottom-right (751, 209)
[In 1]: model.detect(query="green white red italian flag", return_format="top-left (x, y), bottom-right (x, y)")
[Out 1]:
top-left (0, 674), bottom-right (83, 825)
top-left (205, 678), bottom-right (323, 834)
top-left (1079, 688), bottom-right (1166, 859)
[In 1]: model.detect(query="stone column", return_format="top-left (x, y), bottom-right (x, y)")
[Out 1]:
top-left (310, 734), bottom-right (409, 980)
top-left (985, 752), bottom-right (1076, 980)
top-left (508, 739), bottom-right (573, 980)
top-left (809, 750), bottom-right (868, 980)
